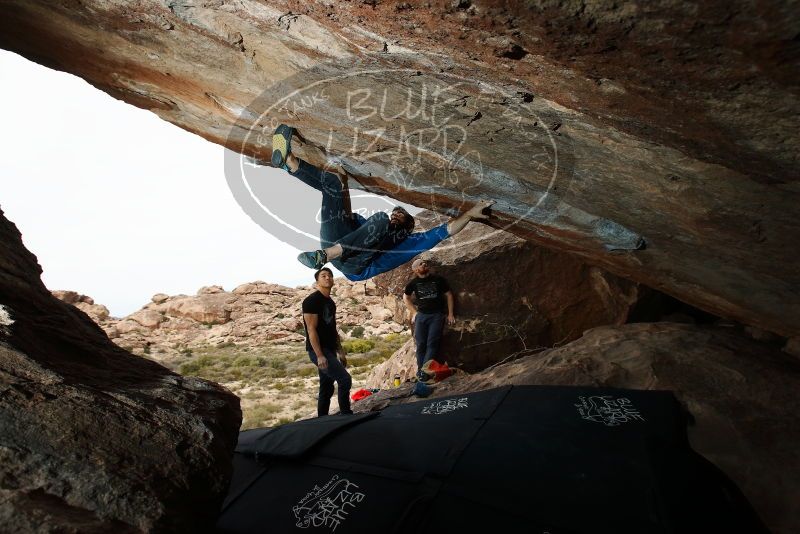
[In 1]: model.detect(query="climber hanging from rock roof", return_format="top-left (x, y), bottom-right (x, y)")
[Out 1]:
top-left (271, 124), bottom-right (495, 281)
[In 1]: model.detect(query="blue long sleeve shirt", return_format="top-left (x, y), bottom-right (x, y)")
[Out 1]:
top-left (343, 223), bottom-right (450, 281)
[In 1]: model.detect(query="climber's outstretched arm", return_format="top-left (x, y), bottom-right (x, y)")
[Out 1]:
top-left (446, 200), bottom-right (495, 236)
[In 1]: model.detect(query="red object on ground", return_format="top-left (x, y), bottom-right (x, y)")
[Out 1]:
top-left (351, 388), bottom-right (373, 402)
top-left (422, 360), bottom-right (455, 381)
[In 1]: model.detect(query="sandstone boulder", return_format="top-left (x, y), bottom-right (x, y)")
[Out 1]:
top-left (375, 212), bottom-right (645, 371)
top-left (128, 309), bottom-right (164, 329)
top-left (76, 302), bottom-right (109, 321)
top-left (197, 285), bottom-right (224, 295)
top-left (163, 294), bottom-right (233, 325)
top-left (0, 209), bottom-right (241, 532)
top-left (365, 338), bottom-right (417, 389)
top-left (232, 281), bottom-right (293, 295)
top-left (51, 290), bottom-right (81, 305)
top-left (52, 291), bottom-right (111, 322)
top-left (3, 0), bottom-right (797, 337)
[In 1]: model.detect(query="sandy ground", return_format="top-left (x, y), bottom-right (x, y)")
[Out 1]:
top-left (225, 368), bottom-right (378, 428)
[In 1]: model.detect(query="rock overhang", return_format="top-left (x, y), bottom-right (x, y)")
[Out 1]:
top-left (0, 0), bottom-right (797, 335)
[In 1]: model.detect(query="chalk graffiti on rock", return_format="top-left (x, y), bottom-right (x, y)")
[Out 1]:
top-left (292, 475), bottom-right (365, 531)
top-left (224, 65), bottom-right (566, 253)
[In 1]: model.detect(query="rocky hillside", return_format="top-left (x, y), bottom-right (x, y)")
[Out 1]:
top-left (52, 279), bottom-right (404, 359)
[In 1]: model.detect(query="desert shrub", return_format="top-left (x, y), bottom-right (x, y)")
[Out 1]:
top-left (266, 367), bottom-right (288, 379)
top-left (233, 356), bottom-right (255, 367)
top-left (340, 325), bottom-right (352, 333)
top-left (242, 403), bottom-right (283, 429)
top-left (179, 355), bottom-right (214, 375)
top-left (342, 339), bottom-right (374, 353)
top-left (296, 365), bottom-right (318, 377)
top-left (350, 325), bottom-right (365, 338)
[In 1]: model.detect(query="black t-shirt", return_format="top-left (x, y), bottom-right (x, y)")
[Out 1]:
top-left (302, 291), bottom-right (338, 351)
top-left (404, 275), bottom-right (451, 314)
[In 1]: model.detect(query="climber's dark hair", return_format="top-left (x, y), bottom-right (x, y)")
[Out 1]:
top-left (392, 206), bottom-right (415, 233)
top-left (314, 267), bottom-right (333, 281)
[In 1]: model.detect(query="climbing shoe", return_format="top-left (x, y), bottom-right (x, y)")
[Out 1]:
top-left (297, 249), bottom-right (328, 270)
top-left (416, 368), bottom-right (435, 384)
top-left (271, 124), bottom-right (294, 171)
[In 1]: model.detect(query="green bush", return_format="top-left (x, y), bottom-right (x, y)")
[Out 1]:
top-left (296, 365), bottom-right (318, 377)
top-left (233, 356), bottom-right (255, 367)
top-left (179, 355), bottom-right (214, 375)
top-left (242, 403), bottom-right (283, 429)
top-left (342, 339), bottom-right (374, 353)
top-left (350, 325), bottom-right (365, 338)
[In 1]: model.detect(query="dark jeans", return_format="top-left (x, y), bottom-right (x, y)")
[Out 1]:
top-left (290, 159), bottom-right (391, 275)
top-left (414, 312), bottom-right (446, 370)
top-left (308, 347), bottom-right (353, 416)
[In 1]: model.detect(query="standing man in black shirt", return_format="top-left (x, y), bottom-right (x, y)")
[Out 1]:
top-left (403, 258), bottom-right (455, 379)
top-left (302, 267), bottom-right (353, 416)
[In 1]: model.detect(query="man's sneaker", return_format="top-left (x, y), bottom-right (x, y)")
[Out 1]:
top-left (416, 368), bottom-right (434, 383)
top-left (297, 249), bottom-right (328, 270)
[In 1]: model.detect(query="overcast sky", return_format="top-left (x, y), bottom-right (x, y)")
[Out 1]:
top-left (0, 50), bottom-right (344, 317)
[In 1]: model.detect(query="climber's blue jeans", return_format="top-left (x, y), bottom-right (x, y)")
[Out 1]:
top-left (290, 159), bottom-right (390, 275)
top-left (308, 347), bottom-right (353, 416)
top-left (414, 312), bottom-right (446, 370)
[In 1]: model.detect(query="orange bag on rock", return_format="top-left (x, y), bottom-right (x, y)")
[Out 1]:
top-left (421, 359), bottom-right (454, 382)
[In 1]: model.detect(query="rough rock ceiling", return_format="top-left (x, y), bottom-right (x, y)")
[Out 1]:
top-left (1, 0), bottom-right (798, 335)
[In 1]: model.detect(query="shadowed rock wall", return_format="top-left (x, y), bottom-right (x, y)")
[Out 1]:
top-left (374, 212), bottom-right (647, 371)
top-left (0, 207), bottom-right (242, 532)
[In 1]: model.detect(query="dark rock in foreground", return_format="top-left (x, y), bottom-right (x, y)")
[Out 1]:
top-left (0, 208), bottom-right (242, 532)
